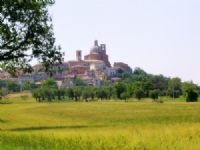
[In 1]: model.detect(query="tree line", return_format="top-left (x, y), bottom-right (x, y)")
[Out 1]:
top-left (31, 68), bottom-right (200, 102)
top-left (0, 68), bottom-right (199, 102)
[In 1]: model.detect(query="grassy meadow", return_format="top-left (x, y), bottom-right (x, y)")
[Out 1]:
top-left (0, 93), bottom-right (200, 150)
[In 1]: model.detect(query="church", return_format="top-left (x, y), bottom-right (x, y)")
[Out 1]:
top-left (19, 40), bottom-right (132, 86)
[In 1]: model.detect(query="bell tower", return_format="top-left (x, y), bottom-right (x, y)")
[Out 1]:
top-left (76, 50), bottom-right (82, 61)
top-left (101, 44), bottom-right (106, 52)
top-left (94, 40), bottom-right (98, 46)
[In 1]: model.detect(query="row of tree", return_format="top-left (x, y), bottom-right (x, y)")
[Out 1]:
top-left (31, 76), bottom-right (199, 102)
top-left (0, 80), bottom-right (38, 97)
top-left (0, 67), bottom-right (199, 102)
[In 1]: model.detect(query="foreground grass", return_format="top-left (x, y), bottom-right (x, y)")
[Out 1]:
top-left (0, 93), bottom-right (200, 149)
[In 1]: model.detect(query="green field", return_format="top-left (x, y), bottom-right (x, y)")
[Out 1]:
top-left (0, 93), bottom-right (200, 150)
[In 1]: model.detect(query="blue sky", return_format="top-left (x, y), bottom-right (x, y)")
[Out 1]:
top-left (49, 0), bottom-right (200, 84)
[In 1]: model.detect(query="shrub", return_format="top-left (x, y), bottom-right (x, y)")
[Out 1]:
top-left (149, 90), bottom-right (159, 101)
top-left (186, 90), bottom-right (198, 102)
top-left (120, 92), bottom-right (129, 101)
top-left (182, 82), bottom-right (199, 102)
top-left (134, 89), bottom-right (145, 100)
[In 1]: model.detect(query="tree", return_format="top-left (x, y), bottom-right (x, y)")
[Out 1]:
top-left (0, 80), bottom-right (7, 89)
top-left (73, 78), bottom-right (87, 86)
top-left (167, 78), bottom-right (182, 99)
top-left (150, 75), bottom-right (169, 96)
top-left (40, 87), bottom-right (56, 102)
top-left (96, 87), bottom-right (110, 100)
top-left (134, 89), bottom-right (145, 100)
top-left (66, 88), bottom-right (74, 100)
top-left (0, 88), bottom-right (8, 98)
top-left (106, 86), bottom-right (113, 100)
top-left (32, 78), bottom-right (58, 102)
top-left (73, 87), bottom-right (82, 101)
top-left (182, 82), bottom-right (199, 102)
top-left (82, 87), bottom-right (95, 102)
top-left (42, 78), bottom-right (57, 89)
top-left (186, 90), bottom-right (198, 102)
top-left (114, 82), bottom-right (126, 99)
top-left (22, 81), bottom-right (31, 91)
top-left (120, 92), bottom-right (130, 101)
top-left (32, 88), bottom-right (42, 102)
top-left (149, 90), bottom-right (159, 101)
top-left (82, 88), bottom-right (90, 102)
top-left (56, 88), bottom-right (65, 100)
top-left (133, 67), bottom-right (147, 76)
top-left (0, 1), bottom-right (63, 75)
top-left (7, 81), bottom-right (20, 92)
top-left (96, 87), bottom-right (105, 100)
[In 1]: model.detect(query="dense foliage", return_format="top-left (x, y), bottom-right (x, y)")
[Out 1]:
top-left (182, 82), bottom-right (199, 102)
top-left (0, 0), bottom-right (62, 75)
top-left (30, 69), bottom-right (200, 102)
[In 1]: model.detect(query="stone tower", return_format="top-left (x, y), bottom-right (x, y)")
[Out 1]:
top-left (76, 50), bottom-right (82, 61)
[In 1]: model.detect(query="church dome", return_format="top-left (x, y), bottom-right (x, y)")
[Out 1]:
top-left (90, 45), bottom-right (99, 53)
top-left (90, 40), bottom-right (100, 53)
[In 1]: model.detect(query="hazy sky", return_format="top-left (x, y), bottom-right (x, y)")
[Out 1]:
top-left (49, 0), bottom-right (200, 84)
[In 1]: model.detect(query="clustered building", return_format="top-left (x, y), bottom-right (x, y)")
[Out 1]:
top-left (1, 40), bottom-right (132, 87)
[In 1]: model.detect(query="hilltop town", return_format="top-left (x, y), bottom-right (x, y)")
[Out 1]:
top-left (0, 40), bottom-right (132, 87)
